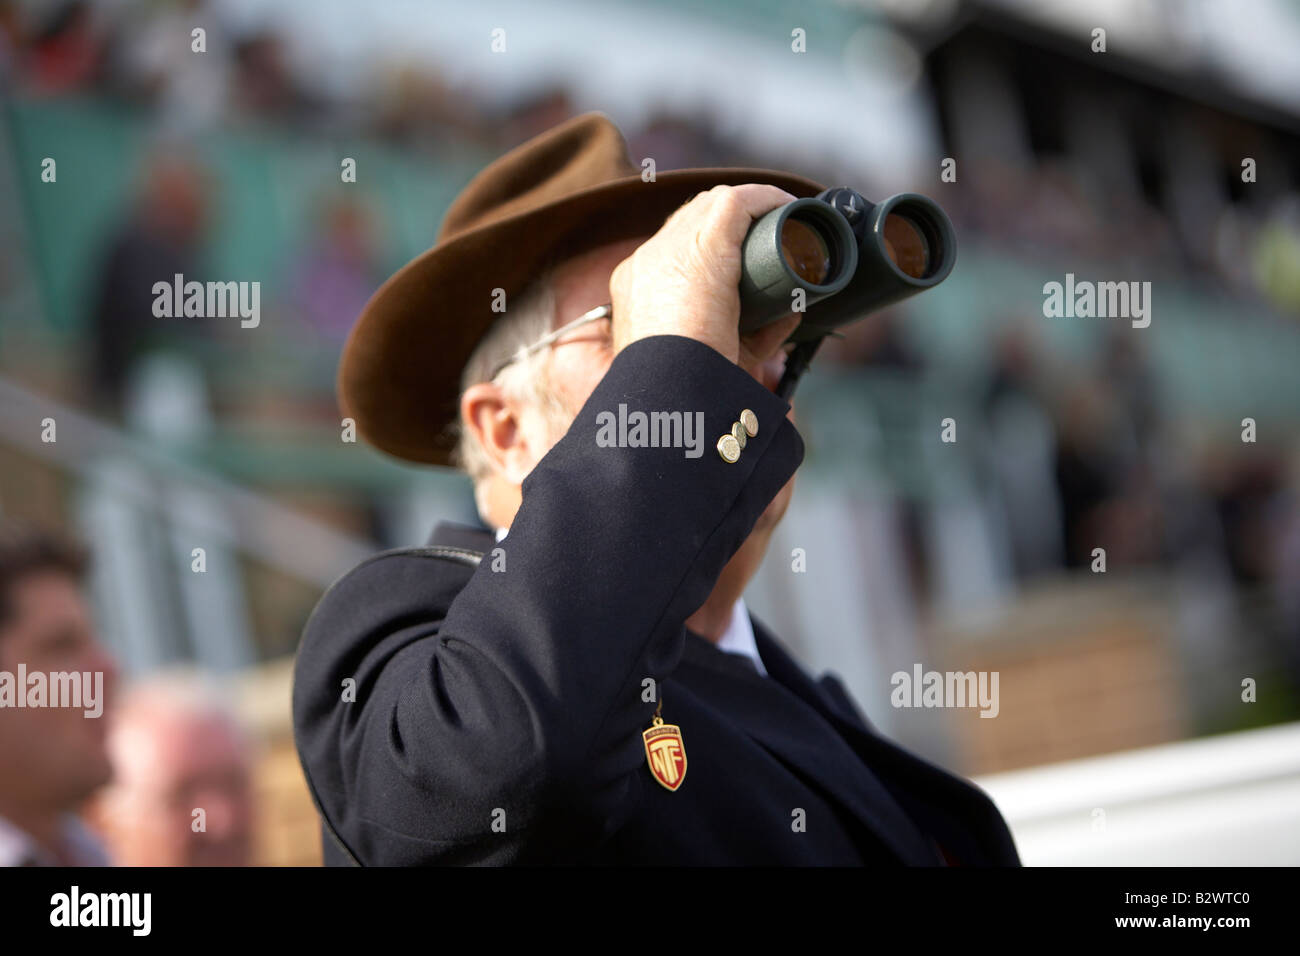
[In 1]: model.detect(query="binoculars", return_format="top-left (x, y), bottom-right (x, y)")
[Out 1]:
top-left (738, 186), bottom-right (956, 396)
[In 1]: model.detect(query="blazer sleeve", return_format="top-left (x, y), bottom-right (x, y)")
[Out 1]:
top-left (293, 334), bottom-right (803, 863)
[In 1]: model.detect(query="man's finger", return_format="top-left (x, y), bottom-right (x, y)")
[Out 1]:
top-left (740, 313), bottom-right (800, 366)
top-left (704, 184), bottom-right (799, 245)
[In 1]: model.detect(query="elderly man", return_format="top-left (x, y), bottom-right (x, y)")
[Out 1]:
top-left (88, 672), bottom-right (255, 867)
top-left (293, 113), bottom-right (1019, 865)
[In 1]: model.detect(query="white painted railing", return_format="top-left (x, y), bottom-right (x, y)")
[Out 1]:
top-left (974, 722), bottom-right (1300, 865)
top-left (0, 374), bottom-right (378, 673)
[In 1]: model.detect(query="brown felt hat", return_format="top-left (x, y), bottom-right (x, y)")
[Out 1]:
top-left (338, 111), bottom-right (823, 465)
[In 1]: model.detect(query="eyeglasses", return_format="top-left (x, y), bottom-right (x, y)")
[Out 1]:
top-left (485, 303), bottom-right (613, 382)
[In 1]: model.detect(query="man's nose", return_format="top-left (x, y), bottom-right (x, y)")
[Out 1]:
top-left (197, 789), bottom-right (252, 837)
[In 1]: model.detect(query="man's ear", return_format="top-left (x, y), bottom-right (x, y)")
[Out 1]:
top-left (460, 383), bottom-right (537, 486)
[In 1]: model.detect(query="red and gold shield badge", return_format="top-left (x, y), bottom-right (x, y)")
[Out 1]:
top-left (643, 714), bottom-right (687, 791)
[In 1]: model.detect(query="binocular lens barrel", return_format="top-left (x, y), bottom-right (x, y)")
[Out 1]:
top-left (738, 188), bottom-right (956, 339)
top-left (736, 198), bottom-right (859, 333)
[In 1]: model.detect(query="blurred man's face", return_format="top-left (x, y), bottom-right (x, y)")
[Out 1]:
top-left (0, 572), bottom-right (118, 810)
top-left (103, 712), bottom-right (254, 867)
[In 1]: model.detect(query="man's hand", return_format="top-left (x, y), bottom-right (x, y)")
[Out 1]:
top-left (609, 184), bottom-right (803, 387)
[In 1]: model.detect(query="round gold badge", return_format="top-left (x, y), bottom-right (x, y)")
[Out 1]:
top-left (717, 434), bottom-right (741, 463)
top-left (731, 422), bottom-right (747, 449)
top-left (740, 409), bottom-right (758, 438)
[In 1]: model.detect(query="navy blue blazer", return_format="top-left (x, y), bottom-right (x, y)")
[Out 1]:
top-left (291, 335), bottom-right (1020, 865)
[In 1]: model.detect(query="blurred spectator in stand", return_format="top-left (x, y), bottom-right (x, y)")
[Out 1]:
top-left (1053, 380), bottom-right (1125, 568)
top-left (287, 195), bottom-right (385, 345)
top-left (1027, 159), bottom-right (1103, 257)
top-left (113, 0), bottom-right (231, 133)
top-left (817, 309), bottom-right (925, 375)
top-left (1254, 195), bottom-right (1300, 315)
top-left (369, 64), bottom-right (486, 146)
top-left (0, 1), bottom-right (23, 84)
top-left (230, 29), bottom-right (316, 122)
top-left (499, 88), bottom-right (575, 147)
top-left (981, 321), bottom-right (1062, 578)
top-left (1052, 369), bottom-right (1162, 571)
top-left (627, 110), bottom-right (748, 171)
top-left (21, 0), bottom-right (103, 95)
top-left (87, 149), bottom-right (211, 416)
top-left (0, 523), bottom-right (117, 866)
top-left (1214, 453), bottom-right (1288, 589)
top-left (1099, 327), bottom-right (1162, 453)
top-left (89, 671), bottom-right (255, 867)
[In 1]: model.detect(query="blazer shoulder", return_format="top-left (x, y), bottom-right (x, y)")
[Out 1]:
top-left (294, 545), bottom-right (483, 699)
top-left (306, 545), bottom-right (482, 627)
top-left (816, 671), bottom-right (876, 731)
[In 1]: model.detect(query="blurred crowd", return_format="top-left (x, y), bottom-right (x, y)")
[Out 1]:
top-left (0, 0), bottom-right (775, 427)
top-left (3, 0), bottom-right (1297, 629)
top-left (5, 0), bottom-right (1297, 308)
top-left (946, 154), bottom-right (1300, 317)
top-left (2, 0), bottom-right (591, 146)
top-left (815, 303), bottom-right (1300, 695)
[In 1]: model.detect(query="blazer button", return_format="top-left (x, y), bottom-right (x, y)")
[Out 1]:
top-left (731, 422), bottom-right (747, 449)
top-left (740, 409), bottom-right (758, 437)
top-left (717, 433), bottom-right (741, 463)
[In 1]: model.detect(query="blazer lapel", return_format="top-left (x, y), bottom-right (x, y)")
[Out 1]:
top-left (750, 618), bottom-right (1017, 864)
top-left (750, 619), bottom-right (946, 790)
top-left (679, 629), bottom-right (943, 865)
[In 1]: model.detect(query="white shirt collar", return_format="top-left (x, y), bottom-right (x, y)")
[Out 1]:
top-left (494, 527), bottom-right (767, 677)
top-left (714, 596), bottom-right (768, 677)
top-left (0, 814), bottom-right (39, 867)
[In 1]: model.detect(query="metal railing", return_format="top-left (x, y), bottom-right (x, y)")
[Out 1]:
top-left (0, 373), bottom-right (378, 672)
top-left (975, 721), bottom-right (1300, 865)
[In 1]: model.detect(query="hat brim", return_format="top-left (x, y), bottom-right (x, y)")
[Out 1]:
top-left (339, 166), bottom-right (824, 465)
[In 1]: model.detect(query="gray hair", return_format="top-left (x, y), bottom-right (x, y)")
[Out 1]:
top-left (453, 271), bottom-right (573, 514)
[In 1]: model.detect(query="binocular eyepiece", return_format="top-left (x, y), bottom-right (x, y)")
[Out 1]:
top-left (738, 187), bottom-right (956, 344)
